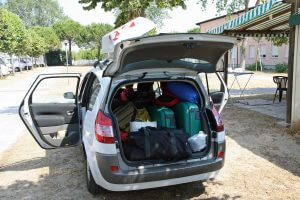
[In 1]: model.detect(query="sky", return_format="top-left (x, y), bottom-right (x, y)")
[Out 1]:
top-left (58, 0), bottom-right (258, 33)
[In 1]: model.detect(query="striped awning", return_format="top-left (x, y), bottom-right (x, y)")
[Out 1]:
top-left (207, 0), bottom-right (294, 37)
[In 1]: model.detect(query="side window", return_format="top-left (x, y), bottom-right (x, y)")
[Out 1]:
top-left (199, 73), bottom-right (222, 94)
top-left (32, 77), bottom-right (78, 104)
top-left (87, 79), bottom-right (101, 111)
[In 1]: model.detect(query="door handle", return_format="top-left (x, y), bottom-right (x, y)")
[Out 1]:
top-left (66, 110), bottom-right (75, 116)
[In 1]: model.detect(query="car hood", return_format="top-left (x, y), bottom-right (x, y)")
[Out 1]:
top-left (103, 33), bottom-right (238, 76)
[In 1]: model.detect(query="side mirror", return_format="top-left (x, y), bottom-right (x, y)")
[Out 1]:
top-left (210, 92), bottom-right (224, 106)
top-left (64, 92), bottom-right (75, 99)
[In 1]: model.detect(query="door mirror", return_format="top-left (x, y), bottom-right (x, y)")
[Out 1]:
top-left (210, 92), bottom-right (225, 112)
top-left (210, 92), bottom-right (224, 104)
top-left (64, 92), bottom-right (75, 99)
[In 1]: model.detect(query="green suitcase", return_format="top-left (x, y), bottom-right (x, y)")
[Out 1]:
top-left (173, 102), bottom-right (201, 137)
top-left (148, 105), bottom-right (176, 129)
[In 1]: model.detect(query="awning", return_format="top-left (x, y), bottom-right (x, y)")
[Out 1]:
top-left (207, 0), bottom-right (298, 37)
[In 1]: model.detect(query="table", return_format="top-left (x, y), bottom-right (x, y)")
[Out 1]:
top-left (228, 71), bottom-right (254, 102)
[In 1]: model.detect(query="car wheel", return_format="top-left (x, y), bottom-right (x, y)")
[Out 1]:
top-left (86, 158), bottom-right (102, 195)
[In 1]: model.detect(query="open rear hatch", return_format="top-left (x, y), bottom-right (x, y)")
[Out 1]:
top-left (104, 33), bottom-right (238, 76)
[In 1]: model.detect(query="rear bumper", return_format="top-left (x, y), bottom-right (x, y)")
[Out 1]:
top-left (96, 153), bottom-right (224, 184)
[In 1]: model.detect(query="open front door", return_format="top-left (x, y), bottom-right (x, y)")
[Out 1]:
top-left (19, 73), bottom-right (81, 149)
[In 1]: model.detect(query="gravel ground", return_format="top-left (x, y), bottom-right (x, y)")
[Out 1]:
top-left (0, 104), bottom-right (299, 200)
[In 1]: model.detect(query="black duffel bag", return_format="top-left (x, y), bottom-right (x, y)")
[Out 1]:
top-left (123, 127), bottom-right (192, 161)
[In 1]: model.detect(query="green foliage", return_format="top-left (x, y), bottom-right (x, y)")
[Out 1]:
top-left (79, 0), bottom-right (186, 27)
top-left (31, 26), bottom-right (61, 51)
top-left (275, 62), bottom-right (288, 73)
top-left (5, 0), bottom-right (64, 27)
top-left (73, 49), bottom-right (103, 60)
top-left (0, 8), bottom-right (27, 56)
top-left (82, 23), bottom-right (113, 48)
top-left (53, 18), bottom-right (84, 42)
top-left (267, 36), bottom-right (289, 47)
top-left (187, 27), bottom-right (200, 33)
top-left (247, 61), bottom-right (264, 71)
top-left (25, 29), bottom-right (47, 57)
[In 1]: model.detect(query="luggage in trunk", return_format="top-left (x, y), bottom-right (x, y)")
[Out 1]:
top-left (148, 105), bottom-right (176, 129)
top-left (173, 102), bottom-right (201, 137)
top-left (123, 127), bottom-right (192, 161)
top-left (113, 102), bottom-right (137, 132)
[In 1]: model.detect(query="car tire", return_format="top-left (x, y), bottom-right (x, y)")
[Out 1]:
top-left (85, 158), bottom-right (103, 195)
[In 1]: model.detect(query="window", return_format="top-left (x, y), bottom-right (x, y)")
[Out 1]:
top-left (285, 46), bottom-right (289, 58)
top-left (249, 45), bottom-right (256, 59)
top-left (272, 45), bottom-right (279, 58)
top-left (231, 47), bottom-right (237, 59)
top-left (260, 45), bottom-right (267, 58)
top-left (87, 79), bottom-right (101, 111)
top-left (32, 77), bottom-right (78, 104)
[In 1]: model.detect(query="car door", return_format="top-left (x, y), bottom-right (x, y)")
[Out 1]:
top-left (200, 72), bottom-right (228, 113)
top-left (19, 73), bottom-right (81, 149)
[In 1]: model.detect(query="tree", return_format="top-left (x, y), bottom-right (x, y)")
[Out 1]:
top-left (0, 8), bottom-right (27, 73)
top-left (79, 0), bottom-right (186, 27)
top-left (25, 29), bottom-right (47, 59)
top-left (53, 18), bottom-right (85, 65)
top-left (81, 23), bottom-right (114, 59)
top-left (31, 26), bottom-right (61, 52)
top-left (5, 0), bottom-right (64, 27)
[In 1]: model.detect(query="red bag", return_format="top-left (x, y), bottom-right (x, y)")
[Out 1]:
top-left (121, 85), bottom-right (134, 102)
top-left (120, 130), bottom-right (128, 142)
top-left (155, 95), bottom-right (179, 107)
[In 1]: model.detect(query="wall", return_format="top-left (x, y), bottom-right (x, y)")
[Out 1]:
top-left (199, 16), bottom-right (289, 69)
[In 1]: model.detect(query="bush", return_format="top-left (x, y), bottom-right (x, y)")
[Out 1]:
top-left (275, 62), bottom-right (288, 73)
top-left (73, 49), bottom-right (104, 60)
top-left (247, 61), bottom-right (264, 71)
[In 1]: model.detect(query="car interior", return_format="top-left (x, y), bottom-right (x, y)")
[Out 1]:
top-left (110, 80), bottom-right (213, 165)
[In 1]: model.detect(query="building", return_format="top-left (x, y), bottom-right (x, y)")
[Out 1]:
top-left (196, 10), bottom-right (289, 70)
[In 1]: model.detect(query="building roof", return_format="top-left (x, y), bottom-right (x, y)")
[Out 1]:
top-left (207, 0), bottom-right (298, 37)
top-left (195, 8), bottom-right (252, 25)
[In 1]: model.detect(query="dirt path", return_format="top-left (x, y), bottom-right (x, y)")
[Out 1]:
top-left (0, 106), bottom-right (299, 199)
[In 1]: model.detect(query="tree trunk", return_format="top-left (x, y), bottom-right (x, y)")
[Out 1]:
top-left (244, 0), bottom-right (249, 12)
top-left (240, 39), bottom-right (247, 70)
top-left (97, 45), bottom-right (101, 60)
top-left (68, 39), bottom-right (72, 66)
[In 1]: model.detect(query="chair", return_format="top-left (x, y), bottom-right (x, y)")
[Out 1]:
top-left (273, 76), bottom-right (288, 103)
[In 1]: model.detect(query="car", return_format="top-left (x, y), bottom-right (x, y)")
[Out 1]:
top-left (20, 58), bottom-right (33, 70)
top-left (8, 58), bottom-right (25, 72)
top-left (0, 57), bottom-right (10, 76)
top-left (19, 33), bottom-right (236, 195)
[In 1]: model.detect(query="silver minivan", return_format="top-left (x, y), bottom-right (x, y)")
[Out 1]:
top-left (20, 33), bottom-right (236, 195)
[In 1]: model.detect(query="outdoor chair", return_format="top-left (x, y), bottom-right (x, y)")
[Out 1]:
top-left (273, 76), bottom-right (288, 103)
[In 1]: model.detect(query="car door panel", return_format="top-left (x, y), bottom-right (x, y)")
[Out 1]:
top-left (19, 73), bottom-right (81, 149)
top-left (30, 103), bottom-right (78, 127)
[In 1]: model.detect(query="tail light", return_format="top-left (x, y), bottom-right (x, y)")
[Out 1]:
top-left (95, 110), bottom-right (115, 144)
top-left (211, 105), bottom-right (224, 132)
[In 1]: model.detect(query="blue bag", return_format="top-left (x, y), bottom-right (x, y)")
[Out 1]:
top-left (167, 82), bottom-right (200, 104)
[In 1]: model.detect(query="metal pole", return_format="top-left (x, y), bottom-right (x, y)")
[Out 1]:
top-left (65, 42), bottom-right (68, 74)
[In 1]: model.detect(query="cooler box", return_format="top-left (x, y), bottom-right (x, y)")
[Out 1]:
top-left (148, 106), bottom-right (176, 129)
top-left (173, 102), bottom-right (201, 137)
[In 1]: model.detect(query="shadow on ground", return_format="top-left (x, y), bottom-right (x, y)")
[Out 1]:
top-left (0, 144), bottom-right (242, 200)
top-left (222, 105), bottom-right (300, 177)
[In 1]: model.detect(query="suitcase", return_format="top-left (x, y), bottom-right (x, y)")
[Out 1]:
top-left (148, 105), bottom-right (176, 129)
top-left (173, 102), bottom-right (201, 137)
top-left (113, 102), bottom-right (137, 132)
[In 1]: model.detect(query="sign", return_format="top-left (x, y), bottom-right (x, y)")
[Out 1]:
top-left (289, 14), bottom-right (300, 26)
top-left (102, 17), bottom-right (156, 54)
